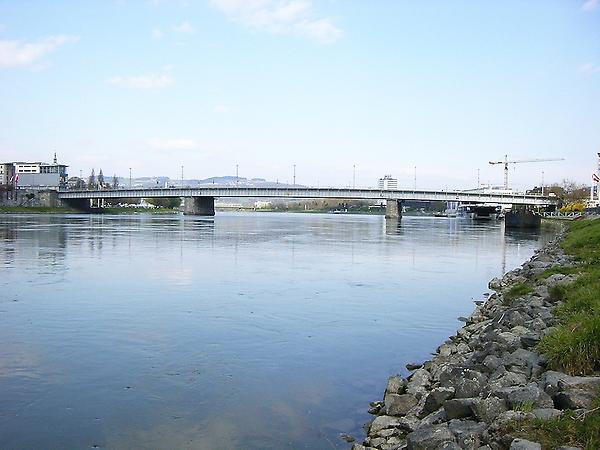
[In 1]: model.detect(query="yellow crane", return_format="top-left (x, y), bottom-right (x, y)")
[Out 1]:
top-left (489, 155), bottom-right (564, 190)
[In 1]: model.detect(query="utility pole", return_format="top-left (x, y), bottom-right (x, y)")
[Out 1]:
top-left (414, 166), bottom-right (417, 190)
top-left (293, 164), bottom-right (296, 186)
top-left (236, 164), bottom-right (239, 184)
top-left (353, 164), bottom-right (356, 189)
top-left (477, 168), bottom-right (480, 187)
top-left (181, 165), bottom-right (184, 187)
top-left (129, 167), bottom-right (132, 188)
top-left (541, 170), bottom-right (544, 196)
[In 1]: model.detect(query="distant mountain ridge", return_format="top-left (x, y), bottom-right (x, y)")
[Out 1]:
top-left (112, 175), bottom-right (300, 189)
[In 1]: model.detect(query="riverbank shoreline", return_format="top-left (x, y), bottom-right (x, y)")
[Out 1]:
top-left (353, 219), bottom-right (599, 450)
top-left (0, 206), bottom-right (180, 214)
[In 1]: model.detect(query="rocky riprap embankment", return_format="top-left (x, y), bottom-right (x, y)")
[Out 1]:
top-left (353, 235), bottom-right (600, 450)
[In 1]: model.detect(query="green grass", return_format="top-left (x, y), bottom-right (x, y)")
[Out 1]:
top-left (0, 206), bottom-right (181, 215)
top-left (561, 218), bottom-right (600, 265)
top-left (534, 265), bottom-right (579, 281)
top-left (502, 219), bottom-right (600, 449)
top-left (503, 282), bottom-right (534, 303)
top-left (0, 206), bottom-right (76, 214)
top-left (513, 402), bottom-right (535, 413)
top-left (101, 207), bottom-right (179, 214)
top-left (501, 403), bottom-right (600, 450)
top-left (538, 219), bottom-right (600, 375)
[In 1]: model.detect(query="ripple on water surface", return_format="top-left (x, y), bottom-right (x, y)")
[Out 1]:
top-left (0, 213), bottom-right (555, 449)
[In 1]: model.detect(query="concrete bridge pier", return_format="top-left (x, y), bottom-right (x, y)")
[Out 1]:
top-left (184, 196), bottom-right (215, 216)
top-left (385, 199), bottom-right (402, 219)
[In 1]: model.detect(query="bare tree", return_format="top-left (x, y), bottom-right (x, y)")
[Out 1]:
top-left (112, 174), bottom-right (119, 189)
top-left (98, 169), bottom-right (105, 189)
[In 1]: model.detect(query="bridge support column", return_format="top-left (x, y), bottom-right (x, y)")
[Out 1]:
top-left (184, 196), bottom-right (215, 216)
top-left (385, 199), bottom-right (402, 219)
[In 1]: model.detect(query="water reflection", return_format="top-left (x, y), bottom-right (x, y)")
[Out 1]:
top-left (0, 213), bottom-right (554, 449)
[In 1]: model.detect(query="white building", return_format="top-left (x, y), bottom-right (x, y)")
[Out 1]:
top-left (378, 175), bottom-right (398, 190)
top-left (2, 154), bottom-right (68, 189)
top-left (0, 163), bottom-right (15, 185)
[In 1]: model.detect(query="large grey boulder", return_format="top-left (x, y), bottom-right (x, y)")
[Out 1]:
top-left (384, 393), bottom-right (418, 416)
top-left (504, 348), bottom-right (541, 371)
top-left (539, 370), bottom-right (570, 396)
top-left (440, 368), bottom-right (487, 398)
top-left (482, 354), bottom-right (502, 372)
top-left (472, 396), bottom-right (508, 423)
top-left (385, 375), bottom-right (407, 395)
top-left (419, 408), bottom-right (447, 428)
top-left (557, 375), bottom-right (600, 392)
top-left (422, 387), bottom-right (455, 417)
top-left (498, 331), bottom-right (524, 350)
top-left (554, 390), bottom-right (597, 410)
top-left (486, 371), bottom-right (529, 396)
top-left (520, 332), bottom-right (541, 348)
top-left (406, 424), bottom-right (456, 450)
top-left (448, 419), bottom-right (487, 449)
top-left (443, 398), bottom-right (477, 420)
top-left (488, 410), bottom-right (535, 433)
top-left (532, 408), bottom-right (563, 420)
top-left (350, 444), bottom-right (367, 450)
top-left (396, 414), bottom-right (421, 433)
top-left (368, 415), bottom-right (401, 434)
top-left (496, 384), bottom-right (554, 409)
top-left (509, 438), bottom-right (542, 450)
top-left (406, 368), bottom-right (432, 399)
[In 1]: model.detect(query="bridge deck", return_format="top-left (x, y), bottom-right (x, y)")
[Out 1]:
top-left (58, 187), bottom-right (556, 206)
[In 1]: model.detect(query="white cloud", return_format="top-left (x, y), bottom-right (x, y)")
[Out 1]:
top-left (581, 0), bottom-right (599, 11)
top-left (146, 138), bottom-right (196, 151)
top-left (295, 18), bottom-right (341, 44)
top-left (0, 35), bottom-right (78, 68)
top-left (107, 72), bottom-right (173, 89)
top-left (209, 0), bottom-right (342, 43)
top-left (152, 27), bottom-right (164, 39)
top-left (173, 21), bottom-right (196, 34)
top-left (213, 104), bottom-right (234, 113)
top-left (579, 62), bottom-right (600, 74)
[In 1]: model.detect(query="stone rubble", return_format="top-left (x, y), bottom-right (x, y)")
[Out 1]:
top-left (351, 233), bottom-right (598, 450)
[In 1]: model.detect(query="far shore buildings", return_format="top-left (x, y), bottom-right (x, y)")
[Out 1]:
top-left (0, 154), bottom-right (68, 189)
top-left (378, 175), bottom-right (398, 190)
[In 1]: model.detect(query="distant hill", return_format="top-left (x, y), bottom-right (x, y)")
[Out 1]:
top-left (117, 175), bottom-right (300, 189)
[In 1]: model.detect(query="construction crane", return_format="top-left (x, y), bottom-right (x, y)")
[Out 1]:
top-left (489, 155), bottom-right (565, 190)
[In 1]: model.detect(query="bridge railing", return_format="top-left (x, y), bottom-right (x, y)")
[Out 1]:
top-left (57, 186), bottom-right (557, 206)
top-left (542, 211), bottom-right (583, 219)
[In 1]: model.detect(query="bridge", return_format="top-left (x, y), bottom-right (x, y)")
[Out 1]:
top-left (58, 186), bottom-right (558, 217)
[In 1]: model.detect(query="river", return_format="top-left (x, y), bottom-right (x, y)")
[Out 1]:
top-left (0, 212), bottom-right (554, 449)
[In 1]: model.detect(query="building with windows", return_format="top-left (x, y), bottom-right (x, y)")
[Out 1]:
top-left (1, 154), bottom-right (68, 189)
top-left (0, 163), bottom-right (16, 185)
top-left (378, 175), bottom-right (398, 190)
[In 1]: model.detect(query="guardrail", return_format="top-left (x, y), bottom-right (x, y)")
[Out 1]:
top-left (542, 211), bottom-right (583, 220)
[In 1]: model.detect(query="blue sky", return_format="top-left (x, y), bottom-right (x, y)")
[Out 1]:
top-left (0, 0), bottom-right (599, 189)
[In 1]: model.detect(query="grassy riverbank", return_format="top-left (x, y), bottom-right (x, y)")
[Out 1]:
top-left (101, 207), bottom-right (179, 214)
top-left (506, 218), bottom-right (600, 449)
top-left (0, 206), bottom-right (180, 214)
top-left (539, 219), bottom-right (600, 375)
top-left (0, 206), bottom-right (77, 214)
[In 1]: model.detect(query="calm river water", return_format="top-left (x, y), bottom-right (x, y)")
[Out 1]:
top-left (0, 213), bottom-right (554, 449)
